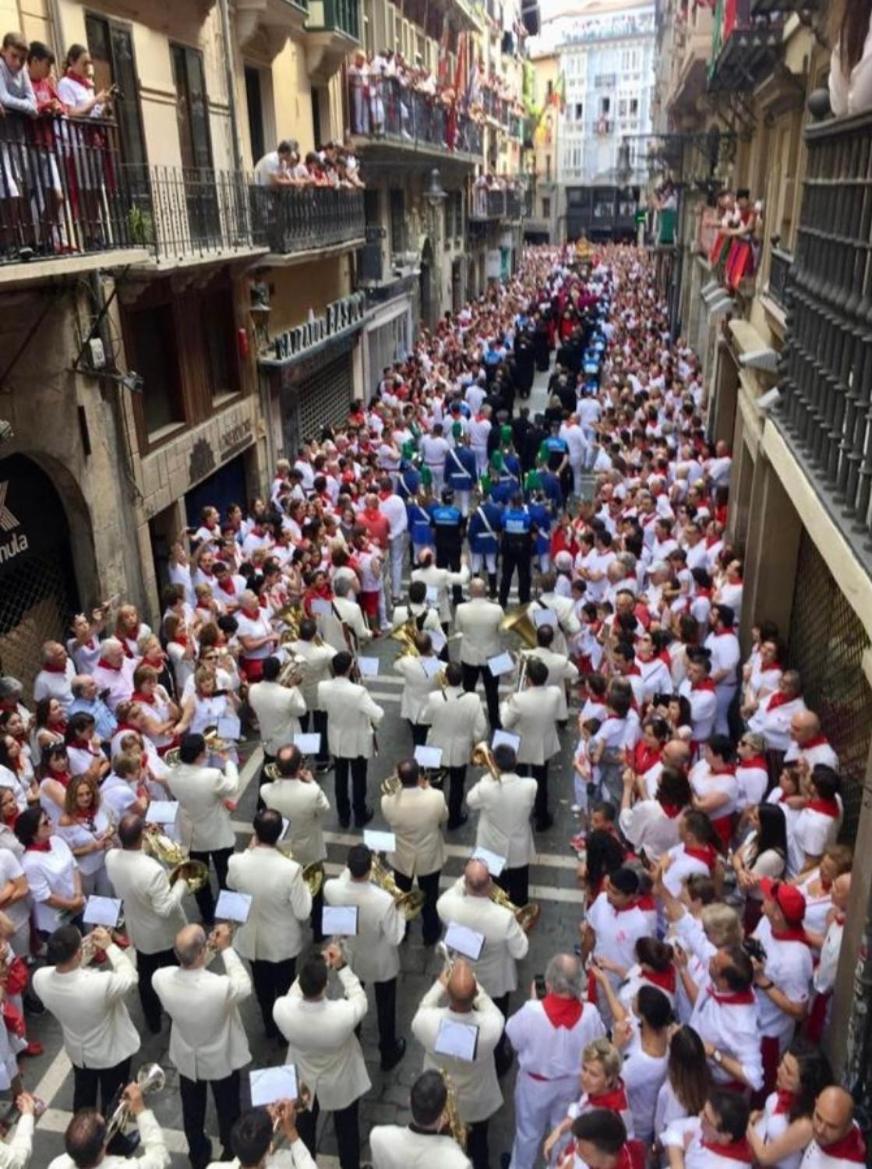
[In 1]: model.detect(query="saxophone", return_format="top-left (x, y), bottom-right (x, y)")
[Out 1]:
top-left (440, 1070), bottom-right (467, 1150)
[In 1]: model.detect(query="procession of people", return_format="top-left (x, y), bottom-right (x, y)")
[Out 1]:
top-left (0, 241), bottom-right (861, 1169)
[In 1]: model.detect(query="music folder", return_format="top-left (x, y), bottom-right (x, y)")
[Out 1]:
top-left (434, 1018), bottom-right (479, 1062)
top-left (443, 922), bottom-right (485, 961)
top-left (250, 1064), bottom-right (298, 1107)
top-left (214, 891), bottom-right (252, 924)
top-left (322, 905), bottom-right (359, 936)
top-left (83, 896), bottom-right (122, 928)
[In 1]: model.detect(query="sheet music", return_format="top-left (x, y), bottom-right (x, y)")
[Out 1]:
top-left (434, 1018), bottom-right (479, 1061)
top-left (322, 905), bottom-right (359, 936)
top-left (250, 1065), bottom-right (298, 1107)
top-left (444, 921), bottom-right (485, 960)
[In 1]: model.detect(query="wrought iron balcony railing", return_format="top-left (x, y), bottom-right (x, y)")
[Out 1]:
top-left (767, 240), bottom-right (792, 313)
top-left (708, 0), bottom-right (783, 92)
top-left (470, 189), bottom-right (523, 220)
top-left (249, 185), bottom-right (365, 255)
top-left (0, 111), bottom-right (140, 266)
top-left (778, 106), bottom-right (872, 552)
top-left (347, 75), bottom-right (482, 159)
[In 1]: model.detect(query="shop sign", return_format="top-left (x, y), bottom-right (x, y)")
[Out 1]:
top-left (0, 455), bottom-right (72, 576)
top-left (262, 292), bottom-right (366, 367)
top-left (219, 418), bottom-right (254, 461)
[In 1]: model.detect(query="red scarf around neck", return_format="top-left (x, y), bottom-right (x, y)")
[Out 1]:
top-left (802, 735), bottom-right (829, 750)
top-left (685, 843), bottom-right (717, 871)
top-left (701, 1137), bottom-right (753, 1163)
top-left (97, 658), bottom-right (121, 673)
top-left (541, 993), bottom-right (583, 1029)
top-left (132, 691), bottom-right (155, 707)
top-left (42, 663), bottom-right (67, 674)
top-left (588, 1082), bottom-right (628, 1111)
top-left (217, 577), bottom-right (236, 596)
top-left (26, 838), bottom-right (52, 853)
top-left (708, 985), bottom-right (755, 1006)
top-left (739, 755), bottom-right (768, 771)
top-left (766, 691), bottom-right (793, 710)
top-left (773, 1090), bottom-right (794, 1116)
top-left (818, 1127), bottom-right (866, 1164)
top-left (807, 798), bottom-right (839, 819)
top-left (692, 679), bottom-right (716, 692)
top-left (771, 924), bottom-right (810, 946)
top-left (642, 965), bottom-right (676, 993)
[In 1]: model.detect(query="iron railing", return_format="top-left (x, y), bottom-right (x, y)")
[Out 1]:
top-left (250, 185), bottom-right (364, 254)
top-left (470, 189), bottom-right (524, 220)
top-left (348, 75), bottom-right (482, 158)
top-left (310, 0), bottom-right (358, 37)
top-left (778, 106), bottom-right (872, 553)
top-left (0, 111), bottom-right (139, 264)
top-left (767, 241), bottom-right (792, 312)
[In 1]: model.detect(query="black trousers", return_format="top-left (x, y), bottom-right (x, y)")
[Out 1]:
top-left (496, 864), bottom-right (530, 908)
top-left (467, 1119), bottom-right (491, 1169)
top-left (136, 947), bottom-right (178, 1032)
top-left (257, 751), bottom-right (275, 811)
top-left (410, 721), bottom-right (428, 747)
top-left (73, 1056), bottom-right (131, 1116)
top-left (311, 886), bottom-right (324, 943)
top-left (300, 708), bottom-right (330, 765)
top-left (519, 763), bottom-right (550, 826)
top-left (297, 1095), bottom-right (360, 1169)
top-left (334, 756), bottom-right (368, 826)
top-left (493, 991), bottom-right (511, 1072)
top-left (179, 1070), bottom-right (240, 1169)
top-left (251, 956), bottom-right (296, 1038)
top-left (447, 765), bottom-right (467, 825)
top-left (189, 846), bottom-right (233, 925)
top-left (462, 662), bottom-right (501, 730)
top-left (499, 537), bottom-right (533, 607)
top-left (394, 868), bottom-right (441, 945)
top-left (359, 977), bottom-right (398, 1057)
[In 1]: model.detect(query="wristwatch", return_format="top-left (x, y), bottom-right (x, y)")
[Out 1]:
top-left (712, 1049), bottom-right (724, 1066)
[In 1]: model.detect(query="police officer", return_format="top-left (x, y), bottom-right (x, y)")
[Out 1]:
top-left (499, 491), bottom-right (536, 608)
top-left (431, 489), bottom-right (465, 606)
top-left (540, 419), bottom-right (571, 499)
top-left (529, 491), bottom-right (554, 574)
top-left (395, 457), bottom-right (422, 502)
top-left (443, 429), bottom-right (478, 518)
top-left (407, 492), bottom-right (435, 566)
top-left (468, 494), bottom-right (503, 599)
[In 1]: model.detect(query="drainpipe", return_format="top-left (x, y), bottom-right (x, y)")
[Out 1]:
top-left (218, 0), bottom-right (245, 175)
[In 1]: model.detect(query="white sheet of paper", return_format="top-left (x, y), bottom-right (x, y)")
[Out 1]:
top-left (216, 713), bottom-right (242, 742)
top-left (250, 1065), bottom-right (298, 1108)
top-left (434, 1018), bottom-right (479, 1062)
top-left (214, 890), bottom-right (252, 924)
top-left (492, 729), bottom-right (521, 753)
top-left (322, 905), bottom-right (359, 937)
top-left (83, 896), bottom-right (122, 928)
top-left (487, 652), bottom-right (515, 677)
top-left (533, 607), bottom-right (558, 629)
top-left (357, 656), bottom-right (380, 678)
top-left (364, 829), bottom-right (396, 852)
top-left (294, 733), bottom-right (321, 755)
top-left (425, 586), bottom-right (439, 604)
top-left (281, 817), bottom-right (291, 840)
top-left (414, 745), bottom-right (443, 769)
top-left (472, 847), bottom-right (507, 877)
top-left (145, 801), bottom-right (179, 825)
top-left (310, 598), bottom-right (332, 617)
top-left (420, 658), bottom-right (442, 679)
top-left (444, 921), bottom-right (485, 961)
top-left (429, 629), bottom-right (447, 653)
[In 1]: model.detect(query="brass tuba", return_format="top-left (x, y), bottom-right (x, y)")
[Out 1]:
top-left (370, 854), bottom-right (425, 920)
top-left (489, 881), bottom-right (541, 933)
top-left (471, 741), bottom-right (501, 782)
top-left (499, 604), bottom-right (539, 649)
top-left (142, 824), bottom-right (210, 893)
top-left (278, 604), bottom-right (305, 643)
top-left (391, 618), bottom-right (420, 659)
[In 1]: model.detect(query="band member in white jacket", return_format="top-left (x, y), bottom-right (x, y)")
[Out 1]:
top-left (466, 742), bottom-right (537, 907)
top-left (411, 959), bottom-right (505, 1169)
top-left (246, 656), bottom-right (306, 795)
top-left (454, 579), bottom-right (505, 728)
top-left (105, 813), bottom-right (190, 1034)
top-left (227, 809), bottom-right (312, 1041)
top-left (48, 1081), bottom-right (171, 1169)
top-left (393, 631), bottom-right (441, 746)
top-left (370, 1070), bottom-right (471, 1169)
top-left (207, 1100), bottom-right (316, 1169)
top-left (166, 733), bottom-right (241, 925)
top-left (420, 661), bottom-right (488, 828)
top-left (153, 923), bottom-right (252, 1169)
top-left (500, 658), bottom-right (563, 831)
top-left (272, 943), bottom-right (370, 1169)
top-left (0, 1092), bottom-right (37, 1169)
top-left (324, 843), bottom-right (406, 1070)
top-left (317, 652), bottom-right (384, 829)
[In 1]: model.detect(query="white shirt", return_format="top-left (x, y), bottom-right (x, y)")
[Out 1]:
top-left (505, 997), bottom-right (605, 1081)
top-left (379, 493), bottom-right (408, 538)
top-left (21, 837), bottom-right (78, 932)
top-left (752, 916), bottom-right (813, 1042)
top-left (33, 662), bottom-right (76, 710)
top-left (586, 891), bottom-right (650, 976)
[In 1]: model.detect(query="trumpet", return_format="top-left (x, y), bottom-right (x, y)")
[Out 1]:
top-left (274, 845), bottom-right (324, 897)
top-left (104, 1064), bottom-right (165, 1145)
top-left (203, 923), bottom-right (237, 965)
top-left (164, 727), bottom-right (230, 768)
top-left (80, 932), bottom-right (104, 966)
top-left (142, 824), bottom-right (210, 893)
top-left (490, 881), bottom-right (541, 932)
top-left (268, 1086), bottom-right (312, 1151)
top-left (380, 771), bottom-right (401, 797)
top-left (471, 741), bottom-right (501, 782)
top-left (436, 940), bottom-right (455, 979)
top-left (370, 854), bottom-right (425, 919)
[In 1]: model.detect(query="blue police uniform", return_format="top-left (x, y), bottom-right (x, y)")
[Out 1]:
top-left (499, 503), bottom-right (534, 607)
top-left (537, 469), bottom-right (564, 509)
top-left (407, 500), bottom-right (434, 548)
top-left (396, 464), bottom-right (422, 500)
top-left (468, 500), bottom-right (503, 555)
top-left (431, 502), bottom-right (464, 584)
top-left (529, 499), bottom-right (553, 559)
top-left (542, 434), bottom-right (569, 472)
top-left (444, 445), bottom-right (477, 492)
top-left (490, 472), bottom-right (521, 506)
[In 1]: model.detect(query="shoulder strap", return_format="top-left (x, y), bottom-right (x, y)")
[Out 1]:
top-left (475, 506), bottom-right (496, 537)
top-left (449, 447), bottom-right (468, 474)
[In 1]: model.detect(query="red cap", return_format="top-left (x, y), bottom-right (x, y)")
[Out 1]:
top-left (759, 878), bottom-right (806, 924)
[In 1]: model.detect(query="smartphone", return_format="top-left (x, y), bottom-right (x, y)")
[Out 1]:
top-left (534, 973), bottom-right (547, 999)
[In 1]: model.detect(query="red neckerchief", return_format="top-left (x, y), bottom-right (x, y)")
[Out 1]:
top-left (642, 965), bottom-right (676, 993)
top-left (73, 812), bottom-right (98, 831)
top-left (807, 798), bottom-right (839, 818)
top-left (771, 924), bottom-right (810, 946)
top-left (612, 898), bottom-right (640, 916)
top-left (588, 1082), bottom-right (628, 1111)
top-left (713, 764), bottom-right (737, 777)
top-left (685, 843), bottom-right (717, 871)
top-left (700, 1137), bottom-right (753, 1163)
top-left (541, 993), bottom-right (583, 1029)
top-left (26, 839), bottom-right (52, 853)
top-left (766, 691), bottom-right (792, 710)
top-left (64, 68), bottom-right (93, 89)
top-left (773, 1090), bottom-right (795, 1115)
top-left (70, 738), bottom-right (100, 757)
top-left (42, 663), bottom-right (67, 674)
top-left (659, 648), bottom-right (672, 666)
top-left (695, 586), bottom-right (712, 598)
top-left (692, 679), bottom-right (716, 692)
top-left (1, 810), bottom-right (17, 828)
top-left (623, 664), bottom-right (641, 676)
top-left (739, 756), bottom-right (768, 771)
top-left (637, 892), bottom-right (656, 911)
top-left (116, 637), bottom-right (134, 659)
top-left (97, 658), bottom-right (121, 672)
top-left (818, 1127), bottom-right (867, 1163)
top-left (115, 722), bottom-right (138, 735)
top-left (659, 801), bottom-right (683, 819)
top-left (132, 691), bottom-right (155, 707)
top-left (217, 577), bottom-right (236, 596)
top-left (173, 633), bottom-right (188, 648)
top-left (240, 606), bottom-right (261, 621)
top-left (633, 742), bottom-right (661, 774)
top-left (802, 735), bottom-right (829, 750)
top-left (715, 630), bottom-right (736, 639)
top-left (707, 985), bottom-right (755, 1006)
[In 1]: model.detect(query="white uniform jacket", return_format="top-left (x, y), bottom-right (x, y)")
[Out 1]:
top-left (524, 648), bottom-right (578, 719)
top-left (247, 680), bottom-right (306, 755)
top-left (286, 639), bottom-right (337, 711)
top-left (535, 592), bottom-right (581, 655)
top-left (167, 760), bottom-right (240, 852)
top-left (207, 1137), bottom-right (314, 1169)
top-left (47, 1109), bottom-right (169, 1169)
top-left (370, 1124), bottom-right (471, 1169)
top-left (436, 877), bottom-right (529, 997)
top-left (421, 686), bottom-right (488, 767)
top-left (105, 848), bottom-right (188, 955)
top-left (381, 785), bottom-right (448, 878)
top-left (273, 965), bottom-right (371, 1112)
top-left (33, 944), bottom-right (140, 1069)
top-left (466, 771), bottom-right (537, 868)
top-left (317, 678), bottom-right (384, 761)
top-left (323, 869), bottom-right (405, 983)
top-left (321, 596), bottom-right (372, 655)
top-left (227, 846), bottom-right (312, 963)
top-left (261, 777), bottom-right (330, 866)
top-left (454, 598), bottom-right (504, 667)
top-left (412, 564), bottom-right (470, 624)
top-left (499, 687), bottom-right (563, 766)
top-left (152, 948), bottom-right (252, 1082)
top-left (394, 655), bottom-right (441, 722)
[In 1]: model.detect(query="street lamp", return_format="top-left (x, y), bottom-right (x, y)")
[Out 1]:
top-left (425, 168), bottom-right (448, 208)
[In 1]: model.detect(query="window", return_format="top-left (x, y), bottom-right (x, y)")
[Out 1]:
top-left (127, 304), bottom-right (185, 439)
top-left (601, 97), bottom-right (610, 115)
top-left (85, 15), bottom-right (147, 171)
top-left (545, 153), bottom-right (551, 181)
top-left (542, 196), bottom-right (551, 218)
top-left (171, 44), bottom-right (214, 172)
top-left (618, 98), bottom-right (627, 117)
top-left (389, 188), bottom-right (405, 254)
top-left (201, 289), bottom-right (239, 402)
top-left (630, 97), bottom-right (639, 115)
top-left (574, 102), bottom-right (583, 121)
top-left (245, 66), bottom-right (265, 165)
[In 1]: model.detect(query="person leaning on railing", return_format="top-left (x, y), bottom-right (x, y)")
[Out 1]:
top-left (829, 0), bottom-right (872, 117)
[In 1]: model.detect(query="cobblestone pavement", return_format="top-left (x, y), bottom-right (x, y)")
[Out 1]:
top-left (26, 365), bottom-right (581, 1167)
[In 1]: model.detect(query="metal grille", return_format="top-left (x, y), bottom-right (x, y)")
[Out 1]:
top-left (297, 353), bottom-right (354, 443)
top-left (789, 530), bottom-right (872, 839)
top-left (0, 550), bottom-right (78, 697)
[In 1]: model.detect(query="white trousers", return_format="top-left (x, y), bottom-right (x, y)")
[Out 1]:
top-left (455, 489), bottom-right (471, 517)
top-left (715, 683), bottom-right (736, 736)
top-left (472, 446), bottom-right (489, 477)
top-left (389, 532), bottom-right (408, 599)
top-left (427, 465), bottom-right (445, 497)
top-left (470, 550), bottom-right (497, 575)
top-left (510, 1071), bottom-right (578, 1169)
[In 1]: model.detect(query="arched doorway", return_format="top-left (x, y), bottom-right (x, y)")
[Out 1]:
top-left (419, 238), bottom-right (434, 330)
top-left (0, 454), bottom-right (80, 693)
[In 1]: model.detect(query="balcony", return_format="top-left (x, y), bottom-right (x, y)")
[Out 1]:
top-left (347, 76), bottom-right (482, 163)
top-left (778, 107), bottom-right (872, 559)
top-left (750, 0), bottom-right (821, 11)
top-left (249, 185), bottom-right (365, 262)
top-left (708, 0), bottom-right (783, 92)
top-left (0, 112), bottom-right (149, 285)
top-left (304, 0), bottom-right (360, 82)
top-left (470, 189), bottom-right (523, 221)
top-left (767, 240), bottom-right (792, 314)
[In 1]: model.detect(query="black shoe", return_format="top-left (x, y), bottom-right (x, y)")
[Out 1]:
top-left (316, 762), bottom-right (333, 774)
top-left (447, 814), bottom-right (469, 830)
top-left (355, 808), bottom-right (374, 828)
top-left (380, 1037), bottom-right (407, 1071)
top-left (23, 992), bottom-right (44, 1016)
top-left (535, 814), bottom-right (554, 832)
top-left (338, 817), bottom-right (351, 830)
top-left (107, 1131), bottom-right (141, 1158)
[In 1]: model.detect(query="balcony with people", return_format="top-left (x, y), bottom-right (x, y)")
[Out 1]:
top-left (707, 0), bottom-right (784, 92)
top-left (469, 175), bottom-right (525, 222)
